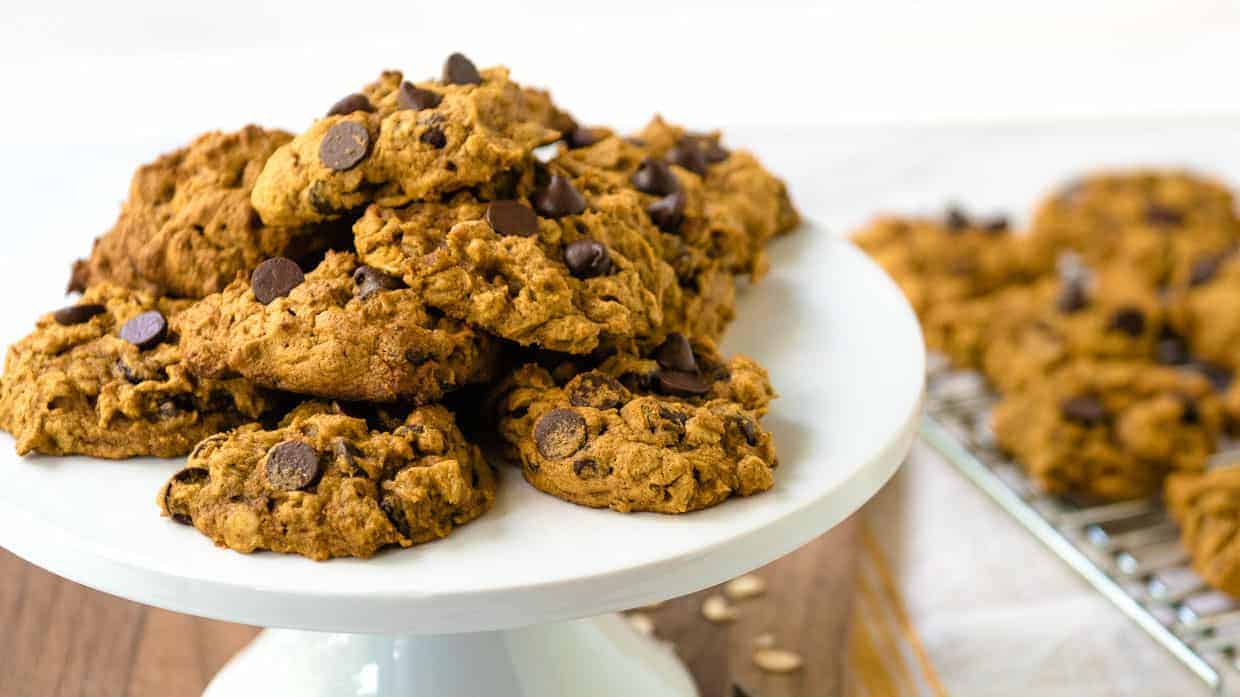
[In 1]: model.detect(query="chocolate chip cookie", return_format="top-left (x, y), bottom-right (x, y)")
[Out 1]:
top-left (353, 185), bottom-right (678, 354)
top-left (69, 126), bottom-right (337, 299)
top-left (0, 284), bottom-right (271, 457)
top-left (1166, 250), bottom-right (1240, 373)
top-left (491, 334), bottom-right (776, 513)
top-left (250, 56), bottom-right (571, 227)
top-left (159, 400), bottom-right (496, 560)
top-left (992, 360), bottom-right (1223, 501)
top-left (1029, 170), bottom-right (1240, 286)
top-left (177, 251), bottom-right (499, 403)
top-left (1166, 466), bottom-right (1240, 596)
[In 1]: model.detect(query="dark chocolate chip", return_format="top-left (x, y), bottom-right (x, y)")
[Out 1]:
top-left (572, 458), bottom-right (605, 479)
top-left (353, 265), bottom-right (405, 299)
top-left (113, 359), bottom-right (144, 384)
top-left (1189, 255), bottom-right (1223, 287)
top-left (319, 121), bottom-right (370, 171)
top-left (646, 190), bottom-right (686, 233)
top-left (534, 408), bottom-right (587, 459)
top-left (420, 127), bottom-right (447, 149)
top-left (656, 369), bottom-right (710, 397)
top-left (163, 467), bottom-right (209, 524)
top-left (735, 416), bottom-right (760, 446)
top-left (1146, 204), bottom-right (1185, 227)
top-left (1192, 362), bottom-right (1234, 392)
top-left (631, 158), bottom-right (679, 196)
top-left (532, 175), bottom-right (587, 218)
top-left (381, 496), bottom-right (411, 537)
top-left (332, 438), bottom-right (359, 473)
top-left (53, 303), bottom-right (106, 326)
top-left (443, 52), bottom-right (482, 85)
top-left (1056, 279), bottom-right (1089, 313)
top-left (1179, 395), bottom-right (1201, 425)
top-left (667, 142), bottom-right (707, 176)
top-left (567, 372), bottom-right (627, 410)
top-left (265, 440), bottom-right (321, 491)
top-left (1060, 395), bottom-right (1108, 426)
top-left (944, 206), bottom-right (970, 231)
top-left (1108, 307), bottom-right (1146, 336)
top-left (66, 260), bottom-right (88, 295)
top-left (564, 239), bottom-right (611, 278)
top-left (397, 81), bottom-right (442, 111)
top-left (983, 216), bottom-right (1010, 233)
top-left (118, 311), bottom-right (167, 350)
top-left (327, 93), bottom-right (374, 116)
top-left (1155, 334), bottom-right (1190, 366)
top-left (251, 257), bottom-right (305, 304)
top-left (654, 333), bottom-right (698, 373)
top-left (565, 126), bottom-right (601, 149)
top-left (485, 200), bottom-right (539, 236)
top-left (308, 180), bottom-right (341, 214)
top-left (698, 138), bottom-right (730, 163)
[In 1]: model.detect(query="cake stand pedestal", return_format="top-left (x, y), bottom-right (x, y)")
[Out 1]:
top-left (0, 228), bottom-right (924, 696)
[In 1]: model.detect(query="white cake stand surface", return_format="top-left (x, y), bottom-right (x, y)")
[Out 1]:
top-left (0, 224), bottom-right (923, 696)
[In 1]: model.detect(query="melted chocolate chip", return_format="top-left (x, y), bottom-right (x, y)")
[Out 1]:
top-left (118, 311), bottom-right (167, 350)
top-left (534, 408), bottom-right (587, 459)
top-left (381, 496), bottom-right (411, 538)
top-left (1146, 204), bottom-right (1185, 227)
top-left (654, 333), bottom-right (697, 373)
top-left (1108, 307), bottom-right (1146, 337)
top-left (443, 52), bottom-right (482, 85)
top-left (327, 93), bottom-right (374, 116)
top-left (667, 142), bottom-right (707, 176)
top-left (251, 257), bottom-right (305, 304)
top-left (567, 372), bottom-right (627, 410)
top-left (565, 126), bottom-right (601, 149)
top-left (656, 370), bottom-right (710, 397)
top-left (532, 175), bottom-right (587, 218)
top-left (647, 190), bottom-right (686, 233)
top-left (572, 458), bottom-right (605, 479)
top-left (53, 303), bottom-right (105, 326)
top-left (735, 416), bottom-right (760, 446)
top-left (564, 239), bottom-right (611, 278)
top-left (319, 121), bottom-right (370, 171)
top-left (1060, 395), bottom-right (1108, 425)
top-left (397, 81), bottom-right (442, 111)
top-left (420, 127), bottom-right (447, 149)
top-left (631, 158), bottom-right (679, 196)
top-left (353, 265), bottom-right (406, 299)
top-left (485, 200), bottom-right (539, 237)
top-left (265, 441), bottom-right (321, 491)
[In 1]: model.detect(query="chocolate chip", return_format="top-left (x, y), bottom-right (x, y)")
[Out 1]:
top-left (1192, 362), bottom-right (1234, 392)
top-left (485, 200), bottom-right (539, 236)
top-left (532, 175), bottom-right (587, 218)
top-left (265, 441), bottom-right (321, 491)
top-left (690, 135), bottom-right (730, 163)
top-left (53, 303), bottom-right (105, 326)
top-left (564, 239), bottom-right (611, 278)
top-left (1146, 204), bottom-right (1184, 227)
top-left (1108, 307), bottom-right (1146, 336)
top-left (656, 370), bottom-right (710, 397)
top-left (735, 416), bottom-right (760, 446)
top-left (397, 81), bottom-right (441, 111)
top-left (332, 438), bottom-right (360, 474)
top-left (983, 216), bottom-right (1010, 233)
top-left (647, 190), bottom-right (686, 233)
top-left (319, 121), bottom-right (370, 171)
top-left (667, 142), bottom-right (707, 176)
top-left (944, 206), bottom-right (970, 231)
top-left (381, 497), bottom-right (411, 537)
top-left (308, 180), bottom-right (340, 214)
top-left (654, 333), bottom-right (698, 373)
top-left (353, 265), bottom-right (406, 299)
top-left (119, 311), bottom-right (167, 350)
top-left (567, 372), bottom-right (627, 410)
top-left (565, 126), bottom-right (601, 149)
top-left (1180, 395), bottom-right (1201, 425)
top-left (1056, 279), bottom-right (1089, 313)
top-left (251, 257), bottom-right (304, 304)
top-left (67, 260), bottom-right (88, 295)
top-left (631, 158), bottom-right (679, 196)
top-left (443, 52), bottom-right (482, 85)
top-left (113, 359), bottom-right (144, 384)
top-left (573, 458), bottom-right (605, 479)
top-left (420, 127), bottom-right (447, 149)
top-left (1155, 333), bottom-right (1190, 366)
top-left (164, 467), bottom-right (209, 524)
top-left (327, 93), bottom-right (374, 116)
top-left (1189, 255), bottom-right (1223, 286)
top-left (1060, 395), bottom-right (1108, 425)
top-left (534, 408), bottom-right (587, 459)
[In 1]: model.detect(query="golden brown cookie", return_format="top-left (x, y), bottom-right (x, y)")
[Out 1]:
top-left (0, 284), bottom-right (271, 458)
top-left (69, 126), bottom-right (337, 299)
top-left (491, 334), bottom-right (776, 513)
top-left (1166, 466), bottom-right (1240, 596)
top-left (353, 186), bottom-right (677, 355)
top-left (1166, 250), bottom-right (1240, 372)
top-left (1028, 170), bottom-right (1240, 286)
top-left (250, 57), bottom-right (569, 227)
top-left (992, 360), bottom-right (1223, 501)
top-left (159, 401), bottom-right (496, 560)
top-left (176, 251), bottom-right (499, 403)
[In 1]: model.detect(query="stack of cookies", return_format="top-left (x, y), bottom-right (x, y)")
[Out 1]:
top-left (0, 54), bottom-right (799, 561)
top-left (854, 171), bottom-right (1240, 596)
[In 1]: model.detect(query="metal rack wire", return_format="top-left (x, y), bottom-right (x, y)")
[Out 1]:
top-left (922, 359), bottom-right (1240, 695)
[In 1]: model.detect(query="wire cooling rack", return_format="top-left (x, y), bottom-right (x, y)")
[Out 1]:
top-left (922, 357), bottom-right (1240, 695)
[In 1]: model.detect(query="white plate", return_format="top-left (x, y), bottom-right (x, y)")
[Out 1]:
top-left (0, 221), bottom-right (923, 635)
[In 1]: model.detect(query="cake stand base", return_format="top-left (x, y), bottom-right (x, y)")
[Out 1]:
top-left (202, 613), bottom-right (699, 697)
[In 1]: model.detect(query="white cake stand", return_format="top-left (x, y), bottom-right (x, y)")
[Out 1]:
top-left (0, 224), bottom-right (924, 697)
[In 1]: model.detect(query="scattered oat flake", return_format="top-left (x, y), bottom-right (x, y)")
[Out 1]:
top-left (701, 594), bottom-right (739, 623)
top-left (752, 632), bottom-right (776, 649)
top-left (627, 612), bottom-right (655, 636)
top-left (724, 574), bottom-right (767, 600)
top-left (753, 648), bottom-right (804, 673)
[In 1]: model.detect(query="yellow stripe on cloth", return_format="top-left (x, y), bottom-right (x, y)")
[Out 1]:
top-left (845, 523), bottom-right (948, 697)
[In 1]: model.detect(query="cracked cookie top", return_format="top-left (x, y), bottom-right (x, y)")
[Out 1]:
top-left (176, 251), bottom-right (499, 403)
top-left (250, 58), bottom-right (570, 227)
top-left (159, 400), bottom-right (496, 560)
top-left (0, 284), bottom-right (271, 457)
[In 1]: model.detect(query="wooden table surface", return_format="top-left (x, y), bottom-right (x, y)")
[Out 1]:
top-left (0, 516), bottom-right (860, 697)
